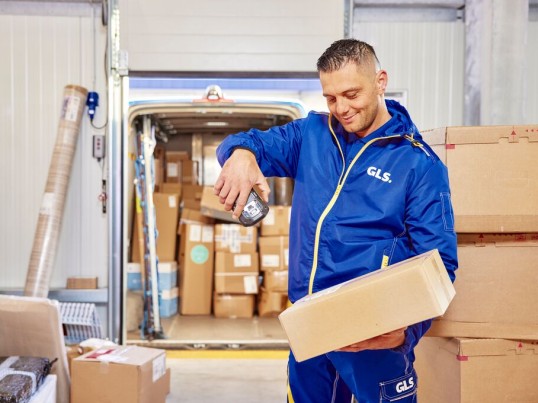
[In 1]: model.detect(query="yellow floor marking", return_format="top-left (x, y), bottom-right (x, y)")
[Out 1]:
top-left (166, 350), bottom-right (289, 360)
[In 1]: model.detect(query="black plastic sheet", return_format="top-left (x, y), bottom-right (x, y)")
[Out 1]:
top-left (0, 357), bottom-right (52, 403)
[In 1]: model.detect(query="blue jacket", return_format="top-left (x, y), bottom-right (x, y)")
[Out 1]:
top-left (217, 100), bottom-right (458, 354)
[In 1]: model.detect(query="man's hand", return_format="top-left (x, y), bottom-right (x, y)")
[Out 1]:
top-left (213, 149), bottom-right (270, 219)
top-left (336, 327), bottom-right (407, 353)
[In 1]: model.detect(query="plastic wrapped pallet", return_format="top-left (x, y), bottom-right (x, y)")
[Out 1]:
top-left (0, 356), bottom-right (52, 403)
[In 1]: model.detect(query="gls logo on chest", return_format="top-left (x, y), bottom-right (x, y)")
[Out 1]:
top-left (366, 166), bottom-right (392, 183)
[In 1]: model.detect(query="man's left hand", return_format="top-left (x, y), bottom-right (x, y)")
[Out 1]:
top-left (336, 327), bottom-right (407, 353)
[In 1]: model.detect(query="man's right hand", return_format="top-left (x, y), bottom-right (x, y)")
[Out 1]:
top-left (213, 149), bottom-right (270, 219)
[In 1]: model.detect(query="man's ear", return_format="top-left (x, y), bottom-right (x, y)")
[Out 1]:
top-left (376, 70), bottom-right (388, 94)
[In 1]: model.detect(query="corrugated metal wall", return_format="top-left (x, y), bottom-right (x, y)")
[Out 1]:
top-left (527, 22), bottom-right (538, 123)
top-left (119, 0), bottom-right (345, 72)
top-left (0, 7), bottom-right (108, 289)
top-left (353, 20), bottom-right (465, 130)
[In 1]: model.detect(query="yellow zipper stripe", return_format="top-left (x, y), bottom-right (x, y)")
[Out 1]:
top-left (328, 115), bottom-right (346, 185)
top-left (307, 131), bottom-right (403, 295)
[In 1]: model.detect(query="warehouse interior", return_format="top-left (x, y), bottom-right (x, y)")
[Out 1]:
top-left (0, 0), bottom-right (537, 402)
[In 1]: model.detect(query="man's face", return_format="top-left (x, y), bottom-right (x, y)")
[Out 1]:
top-left (320, 61), bottom-right (387, 137)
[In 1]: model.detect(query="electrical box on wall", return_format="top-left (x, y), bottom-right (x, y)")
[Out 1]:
top-left (93, 135), bottom-right (105, 160)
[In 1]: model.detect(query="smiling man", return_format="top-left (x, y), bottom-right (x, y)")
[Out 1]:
top-left (214, 39), bottom-right (457, 402)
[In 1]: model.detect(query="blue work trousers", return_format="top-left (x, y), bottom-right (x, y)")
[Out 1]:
top-left (287, 349), bottom-right (418, 403)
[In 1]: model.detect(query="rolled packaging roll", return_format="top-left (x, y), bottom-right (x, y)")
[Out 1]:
top-left (24, 85), bottom-right (88, 298)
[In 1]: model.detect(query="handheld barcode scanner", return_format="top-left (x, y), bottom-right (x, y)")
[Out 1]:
top-left (234, 188), bottom-right (270, 227)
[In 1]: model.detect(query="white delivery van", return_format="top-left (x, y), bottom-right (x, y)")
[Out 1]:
top-left (120, 78), bottom-right (311, 349)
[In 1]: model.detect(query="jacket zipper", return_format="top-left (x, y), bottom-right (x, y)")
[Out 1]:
top-left (307, 117), bottom-right (405, 295)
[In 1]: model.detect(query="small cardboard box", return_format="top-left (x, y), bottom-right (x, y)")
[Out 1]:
top-left (165, 151), bottom-right (188, 183)
top-left (181, 159), bottom-right (199, 184)
top-left (126, 261), bottom-right (178, 291)
top-left (71, 346), bottom-right (170, 403)
top-left (159, 287), bottom-right (178, 318)
top-left (261, 206), bottom-right (291, 236)
top-left (154, 193), bottom-right (180, 261)
top-left (214, 252), bottom-right (259, 294)
top-left (179, 208), bottom-right (215, 226)
top-left (214, 224), bottom-right (257, 253)
top-left (160, 182), bottom-right (182, 197)
top-left (262, 270), bottom-right (288, 292)
top-left (66, 277), bottom-right (98, 289)
top-left (421, 125), bottom-right (538, 232)
top-left (200, 186), bottom-right (240, 223)
top-left (258, 288), bottom-right (288, 317)
top-left (278, 249), bottom-right (455, 362)
top-left (414, 337), bottom-right (538, 403)
top-left (213, 293), bottom-right (255, 319)
top-left (426, 233), bottom-right (538, 340)
top-left (258, 236), bottom-right (289, 271)
top-left (178, 223), bottom-right (215, 315)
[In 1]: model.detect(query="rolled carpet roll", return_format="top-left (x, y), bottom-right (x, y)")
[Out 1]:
top-left (24, 85), bottom-right (88, 298)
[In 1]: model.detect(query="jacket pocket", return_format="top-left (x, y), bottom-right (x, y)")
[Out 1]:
top-left (379, 369), bottom-right (417, 402)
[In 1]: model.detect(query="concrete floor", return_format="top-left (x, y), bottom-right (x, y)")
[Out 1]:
top-left (165, 351), bottom-right (289, 402)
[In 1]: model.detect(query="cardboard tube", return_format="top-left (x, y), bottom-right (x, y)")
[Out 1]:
top-left (24, 85), bottom-right (88, 298)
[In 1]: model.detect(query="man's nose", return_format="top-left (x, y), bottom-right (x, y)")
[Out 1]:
top-left (335, 98), bottom-right (349, 115)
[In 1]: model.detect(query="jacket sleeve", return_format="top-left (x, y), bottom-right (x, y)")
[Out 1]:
top-left (215, 117), bottom-right (305, 177)
top-left (393, 159), bottom-right (458, 355)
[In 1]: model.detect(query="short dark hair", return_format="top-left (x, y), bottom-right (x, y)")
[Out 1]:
top-left (317, 39), bottom-right (380, 73)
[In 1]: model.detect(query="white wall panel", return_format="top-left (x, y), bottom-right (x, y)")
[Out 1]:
top-left (120, 0), bottom-right (345, 72)
top-left (527, 22), bottom-right (538, 123)
top-left (353, 20), bottom-right (465, 130)
top-left (0, 9), bottom-right (108, 289)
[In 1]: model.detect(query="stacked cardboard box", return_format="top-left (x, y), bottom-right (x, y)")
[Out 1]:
top-left (126, 261), bottom-right (178, 318)
top-left (258, 206), bottom-right (291, 317)
top-left (416, 124), bottom-right (538, 402)
top-left (213, 224), bottom-right (259, 318)
top-left (165, 150), bottom-right (198, 185)
top-left (71, 345), bottom-right (170, 403)
top-left (178, 222), bottom-right (215, 315)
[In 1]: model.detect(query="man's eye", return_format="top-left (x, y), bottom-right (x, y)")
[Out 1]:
top-left (327, 98), bottom-right (336, 104)
top-left (347, 93), bottom-right (358, 99)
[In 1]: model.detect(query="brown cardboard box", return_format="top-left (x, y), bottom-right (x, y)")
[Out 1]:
top-left (179, 208), bottom-right (215, 226)
top-left (415, 337), bottom-right (538, 403)
top-left (71, 346), bottom-right (170, 403)
top-left (181, 159), bottom-right (199, 184)
top-left (200, 186), bottom-right (240, 223)
top-left (214, 224), bottom-right (257, 253)
top-left (263, 270), bottom-right (288, 292)
top-left (154, 158), bottom-right (164, 190)
top-left (154, 193), bottom-right (180, 261)
top-left (279, 249), bottom-right (455, 362)
top-left (258, 288), bottom-right (288, 317)
top-left (422, 125), bottom-right (538, 232)
top-left (214, 252), bottom-right (259, 294)
top-left (258, 236), bottom-right (289, 271)
top-left (426, 233), bottom-right (538, 340)
top-left (66, 277), bottom-right (98, 289)
top-left (261, 205), bottom-right (291, 236)
top-left (182, 184), bottom-right (203, 210)
top-left (178, 223), bottom-right (214, 315)
top-left (160, 182), bottom-right (182, 197)
top-left (165, 151), bottom-right (189, 183)
top-left (213, 293), bottom-right (255, 318)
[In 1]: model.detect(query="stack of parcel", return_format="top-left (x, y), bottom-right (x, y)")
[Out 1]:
top-left (127, 146), bottom-right (293, 323)
top-left (417, 125), bottom-right (538, 402)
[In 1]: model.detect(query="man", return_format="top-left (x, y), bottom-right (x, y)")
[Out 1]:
top-left (214, 39), bottom-right (457, 402)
